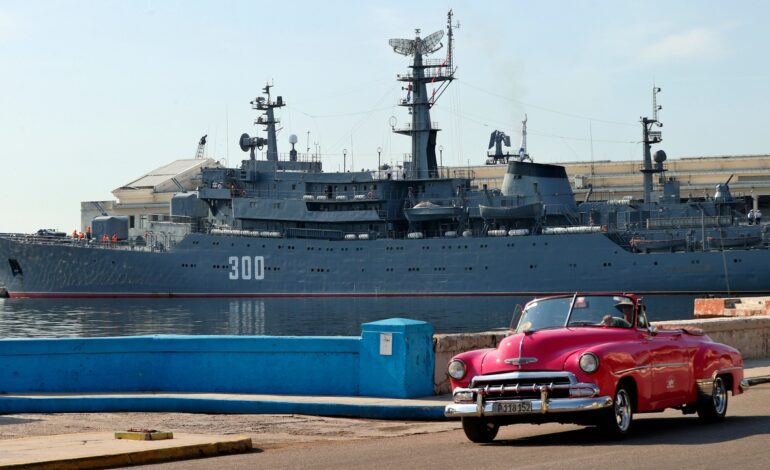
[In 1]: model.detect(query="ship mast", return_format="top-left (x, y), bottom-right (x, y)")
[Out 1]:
top-left (389, 10), bottom-right (457, 179)
top-left (640, 85), bottom-right (663, 203)
top-left (250, 84), bottom-right (285, 162)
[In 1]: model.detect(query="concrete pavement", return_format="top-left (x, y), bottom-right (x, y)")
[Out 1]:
top-left (1, 359), bottom-right (768, 469)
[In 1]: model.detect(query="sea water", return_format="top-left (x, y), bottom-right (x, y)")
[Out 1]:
top-left (0, 295), bottom-right (696, 338)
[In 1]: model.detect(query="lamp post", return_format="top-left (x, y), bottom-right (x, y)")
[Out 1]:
top-left (377, 146), bottom-right (382, 178)
top-left (439, 145), bottom-right (444, 178)
top-left (343, 149), bottom-right (347, 172)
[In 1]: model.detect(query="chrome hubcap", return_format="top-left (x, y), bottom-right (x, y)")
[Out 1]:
top-left (713, 378), bottom-right (727, 415)
top-left (615, 389), bottom-right (632, 431)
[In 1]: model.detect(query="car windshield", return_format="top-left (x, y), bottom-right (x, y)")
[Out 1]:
top-left (514, 295), bottom-right (635, 333)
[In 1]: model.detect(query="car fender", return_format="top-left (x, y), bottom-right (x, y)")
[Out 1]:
top-left (692, 343), bottom-right (745, 396)
top-left (563, 343), bottom-right (653, 409)
top-left (447, 348), bottom-right (495, 389)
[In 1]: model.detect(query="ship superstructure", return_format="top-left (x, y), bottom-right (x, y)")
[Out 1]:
top-left (2, 11), bottom-right (770, 301)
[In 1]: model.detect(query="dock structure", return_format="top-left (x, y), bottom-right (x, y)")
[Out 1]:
top-left (694, 296), bottom-right (770, 318)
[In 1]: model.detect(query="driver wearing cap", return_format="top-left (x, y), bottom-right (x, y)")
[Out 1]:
top-left (602, 299), bottom-right (634, 328)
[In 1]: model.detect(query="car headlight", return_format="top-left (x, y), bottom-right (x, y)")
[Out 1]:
top-left (579, 352), bottom-right (599, 374)
top-left (447, 359), bottom-right (467, 380)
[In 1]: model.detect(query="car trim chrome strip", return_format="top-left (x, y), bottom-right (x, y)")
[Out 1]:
top-left (613, 365), bottom-right (651, 375)
top-left (652, 361), bottom-right (689, 369)
top-left (614, 361), bottom-right (689, 376)
top-left (504, 357), bottom-right (539, 366)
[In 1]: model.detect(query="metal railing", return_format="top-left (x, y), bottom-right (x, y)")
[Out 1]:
top-left (393, 122), bottom-right (440, 132)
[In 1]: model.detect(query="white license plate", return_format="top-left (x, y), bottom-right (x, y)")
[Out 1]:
top-left (492, 401), bottom-right (532, 414)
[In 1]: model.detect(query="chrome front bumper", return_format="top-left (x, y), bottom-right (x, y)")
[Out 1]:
top-left (445, 396), bottom-right (613, 417)
top-left (444, 371), bottom-right (612, 418)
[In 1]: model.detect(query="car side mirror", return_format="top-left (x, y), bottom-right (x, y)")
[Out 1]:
top-left (646, 325), bottom-right (658, 336)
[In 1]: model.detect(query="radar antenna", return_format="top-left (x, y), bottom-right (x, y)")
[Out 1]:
top-left (239, 133), bottom-right (266, 160)
top-left (388, 30), bottom-right (443, 57)
top-left (388, 38), bottom-right (416, 56)
top-left (421, 30), bottom-right (444, 54)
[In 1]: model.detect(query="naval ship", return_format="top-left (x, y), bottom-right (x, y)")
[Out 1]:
top-left (2, 11), bottom-right (769, 300)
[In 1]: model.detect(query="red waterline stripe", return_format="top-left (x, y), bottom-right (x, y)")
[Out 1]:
top-left (7, 290), bottom-right (766, 299)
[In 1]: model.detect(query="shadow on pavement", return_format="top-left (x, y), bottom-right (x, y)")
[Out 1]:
top-left (488, 414), bottom-right (770, 447)
top-left (0, 416), bottom-right (42, 426)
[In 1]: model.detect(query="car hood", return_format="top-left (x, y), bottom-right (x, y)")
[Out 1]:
top-left (480, 327), bottom-right (622, 375)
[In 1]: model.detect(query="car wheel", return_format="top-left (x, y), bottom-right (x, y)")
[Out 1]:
top-left (697, 376), bottom-right (728, 422)
top-left (599, 383), bottom-right (633, 438)
top-left (461, 417), bottom-right (499, 443)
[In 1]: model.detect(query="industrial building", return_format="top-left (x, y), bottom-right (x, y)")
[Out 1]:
top-left (470, 153), bottom-right (770, 211)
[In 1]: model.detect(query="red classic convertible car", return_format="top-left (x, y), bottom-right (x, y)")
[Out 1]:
top-left (444, 293), bottom-right (749, 442)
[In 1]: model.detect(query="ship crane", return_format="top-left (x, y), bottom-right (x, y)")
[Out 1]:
top-left (194, 134), bottom-right (207, 159)
top-left (487, 130), bottom-right (511, 164)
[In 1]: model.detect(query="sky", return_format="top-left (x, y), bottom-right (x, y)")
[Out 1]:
top-left (1, 0), bottom-right (769, 233)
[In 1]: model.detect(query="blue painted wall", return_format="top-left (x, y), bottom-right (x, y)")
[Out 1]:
top-left (0, 319), bottom-right (435, 399)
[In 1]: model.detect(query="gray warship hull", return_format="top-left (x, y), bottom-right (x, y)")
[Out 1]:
top-left (4, 12), bottom-right (768, 302)
top-left (2, 232), bottom-right (766, 298)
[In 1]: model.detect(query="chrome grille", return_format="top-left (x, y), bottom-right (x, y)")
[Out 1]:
top-left (471, 372), bottom-right (574, 400)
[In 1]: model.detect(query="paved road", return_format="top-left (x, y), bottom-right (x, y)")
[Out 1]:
top-left (139, 382), bottom-right (770, 470)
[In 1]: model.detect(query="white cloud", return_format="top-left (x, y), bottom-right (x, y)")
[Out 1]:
top-left (640, 27), bottom-right (723, 64)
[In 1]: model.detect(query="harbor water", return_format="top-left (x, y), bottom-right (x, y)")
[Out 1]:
top-left (0, 295), bottom-right (696, 338)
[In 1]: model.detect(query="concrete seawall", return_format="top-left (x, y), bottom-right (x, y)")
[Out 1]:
top-left (433, 316), bottom-right (770, 394)
top-left (0, 318), bottom-right (435, 399)
top-left (1, 316), bottom-right (766, 400)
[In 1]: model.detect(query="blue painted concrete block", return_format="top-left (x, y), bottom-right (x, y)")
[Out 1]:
top-left (0, 319), bottom-right (436, 401)
top-left (0, 335), bottom-right (360, 396)
top-left (359, 318), bottom-right (434, 398)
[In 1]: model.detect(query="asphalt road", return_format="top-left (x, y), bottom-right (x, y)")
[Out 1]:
top-left (141, 382), bottom-right (770, 470)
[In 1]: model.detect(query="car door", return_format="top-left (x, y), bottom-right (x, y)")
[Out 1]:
top-left (644, 315), bottom-right (692, 407)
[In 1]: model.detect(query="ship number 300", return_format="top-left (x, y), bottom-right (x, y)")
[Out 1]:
top-left (228, 256), bottom-right (265, 280)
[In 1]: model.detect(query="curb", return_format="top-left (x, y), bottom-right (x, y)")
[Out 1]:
top-left (747, 375), bottom-right (770, 386)
top-left (0, 395), bottom-right (448, 421)
top-left (0, 435), bottom-right (252, 470)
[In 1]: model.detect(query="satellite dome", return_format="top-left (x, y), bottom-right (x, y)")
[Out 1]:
top-left (653, 149), bottom-right (667, 163)
top-left (289, 134), bottom-right (298, 144)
